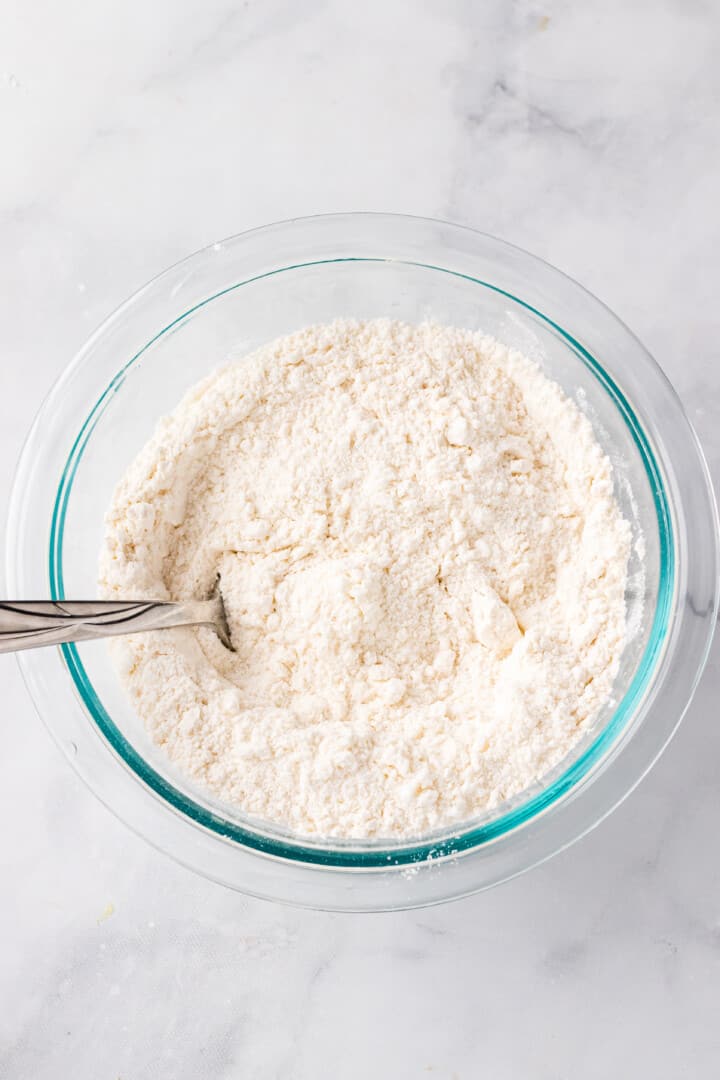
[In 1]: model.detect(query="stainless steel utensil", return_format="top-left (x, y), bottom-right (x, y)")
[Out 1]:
top-left (0, 586), bottom-right (233, 654)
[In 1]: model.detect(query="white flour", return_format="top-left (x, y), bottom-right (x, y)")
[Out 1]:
top-left (99, 319), bottom-right (631, 839)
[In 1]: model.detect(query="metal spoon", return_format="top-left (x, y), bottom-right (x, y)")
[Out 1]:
top-left (0, 581), bottom-right (234, 654)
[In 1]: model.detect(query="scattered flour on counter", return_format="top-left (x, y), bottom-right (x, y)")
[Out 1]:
top-left (99, 319), bottom-right (631, 839)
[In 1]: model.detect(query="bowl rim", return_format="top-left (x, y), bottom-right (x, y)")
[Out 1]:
top-left (8, 212), bottom-right (718, 908)
top-left (49, 256), bottom-right (675, 869)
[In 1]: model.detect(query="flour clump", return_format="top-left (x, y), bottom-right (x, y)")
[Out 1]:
top-left (99, 319), bottom-right (631, 839)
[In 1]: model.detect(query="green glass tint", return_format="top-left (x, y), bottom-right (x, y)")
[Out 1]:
top-left (49, 259), bottom-right (674, 869)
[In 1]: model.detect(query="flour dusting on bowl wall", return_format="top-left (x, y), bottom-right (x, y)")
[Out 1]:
top-left (7, 215), bottom-right (718, 910)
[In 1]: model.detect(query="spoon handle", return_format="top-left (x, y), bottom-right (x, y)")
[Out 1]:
top-left (0, 599), bottom-right (216, 653)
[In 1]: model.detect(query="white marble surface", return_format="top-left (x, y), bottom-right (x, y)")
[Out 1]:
top-left (2, 1), bottom-right (720, 1076)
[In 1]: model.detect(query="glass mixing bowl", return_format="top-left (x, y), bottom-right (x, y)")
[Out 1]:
top-left (7, 214), bottom-right (718, 910)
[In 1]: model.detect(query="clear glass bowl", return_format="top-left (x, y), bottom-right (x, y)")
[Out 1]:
top-left (7, 213), bottom-right (718, 910)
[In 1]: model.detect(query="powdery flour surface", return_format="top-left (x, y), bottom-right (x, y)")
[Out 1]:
top-left (99, 320), bottom-right (631, 839)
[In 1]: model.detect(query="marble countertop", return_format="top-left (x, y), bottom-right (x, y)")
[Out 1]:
top-left (2, 2), bottom-right (719, 1076)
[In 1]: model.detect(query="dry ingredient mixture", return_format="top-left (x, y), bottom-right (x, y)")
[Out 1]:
top-left (99, 319), bottom-right (631, 839)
